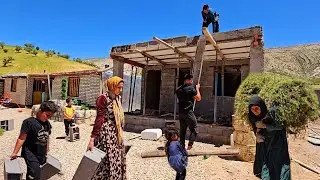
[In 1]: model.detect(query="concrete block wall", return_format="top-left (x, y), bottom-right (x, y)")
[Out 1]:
top-left (249, 44), bottom-right (264, 72)
top-left (160, 68), bottom-right (176, 112)
top-left (194, 63), bottom-right (214, 117)
top-left (79, 75), bottom-right (101, 106)
top-left (52, 75), bottom-right (100, 106)
top-left (124, 115), bottom-right (232, 145)
top-left (4, 78), bottom-right (27, 105)
top-left (25, 78), bottom-right (33, 106)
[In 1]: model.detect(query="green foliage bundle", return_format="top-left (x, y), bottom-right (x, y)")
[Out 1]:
top-left (15, 46), bottom-right (22, 52)
top-left (61, 78), bottom-right (68, 100)
top-left (0, 128), bottom-right (4, 136)
top-left (234, 73), bottom-right (319, 134)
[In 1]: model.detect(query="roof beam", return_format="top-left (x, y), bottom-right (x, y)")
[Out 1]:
top-left (110, 54), bottom-right (145, 68)
top-left (202, 27), bottom-right (225, 60)
top-left (129, 49), bottom-right (166, 65)
top-left (153, 37), bottom-right (194, 62)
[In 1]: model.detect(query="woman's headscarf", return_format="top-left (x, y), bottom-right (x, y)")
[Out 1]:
top-left (248, 95), bottom-right (268, 124)
top-left (105, 76), bottom-right (125, 145)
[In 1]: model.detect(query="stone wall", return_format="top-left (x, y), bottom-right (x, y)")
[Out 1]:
top-left (160, 68), bottom-right (176, 112)
top-left (25, 78), bottom-right (33, 106)
top-left (124, 115), bottom-right (232, 145)
top-left (51, 74), bottom-right (101, 106)
top-left (4, 78), bottom-right (27, 105)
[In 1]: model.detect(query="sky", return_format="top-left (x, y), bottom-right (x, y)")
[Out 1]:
top-left (1, 0), bottom-right (319, 59)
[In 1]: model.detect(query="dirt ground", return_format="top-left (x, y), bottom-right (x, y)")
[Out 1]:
top-left (0, 108), bottom-right (319, 180)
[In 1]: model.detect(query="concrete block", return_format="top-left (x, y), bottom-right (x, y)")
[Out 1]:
top-left (0, 119), bottom-right (14, 131)
top-left (222, 128), bottom-right (233, 137)
top-left (4, 158), bottom-right (23, 180)
top-left (72, 148), bottom-right (105, 180)
top-left (207, 126), bottom-right (223, 136)
top-left (141, 129), bottom-right (162, 140)
top-left (40, 155), bottom-right (61, 180)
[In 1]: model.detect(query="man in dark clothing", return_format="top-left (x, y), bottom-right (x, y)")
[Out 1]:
top-left (10, 101), bottom-right (58, 180)
top-left (176, 74), bottom-right (201, 150)
top-left (202, 4), bottom-right (219, 33)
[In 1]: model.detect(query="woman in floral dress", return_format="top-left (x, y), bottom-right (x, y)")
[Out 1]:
top-left (87, 76), bottom-right (126, 180)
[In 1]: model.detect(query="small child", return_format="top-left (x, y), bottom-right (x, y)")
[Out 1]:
top-left (165, 129), bottom-right (188, 180)
top-left (63, 98), bottom-right (75, 136)
top-left (10, 101), bottom-right (58, 180)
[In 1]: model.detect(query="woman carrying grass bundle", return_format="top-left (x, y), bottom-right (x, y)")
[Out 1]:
top-left (87, 76), bottom-right (126, 180)
top-left (248, 95), bottom-right (291, 180)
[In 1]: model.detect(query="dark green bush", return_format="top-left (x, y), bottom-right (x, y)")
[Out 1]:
top-left (235, 73), bottom-right (319, 134)
top-left (61, 78), bottom-right (68, 100)
top-left (0, 128), bottom-right (5, 136)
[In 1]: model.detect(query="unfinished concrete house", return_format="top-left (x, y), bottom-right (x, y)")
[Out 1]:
top-left (110, 26), bottom-right (264, 145)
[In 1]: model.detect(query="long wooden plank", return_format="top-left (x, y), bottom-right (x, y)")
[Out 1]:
top-left (110, 54), bottom-right (145, 68)
top-left (153, 37), bottom-right (194, 62)
top-left (202, 27), bottom-right (225, 60)
top-left (130, 49), bottom-right (166, 65)
top-left (141, 149), bottom-right (239, 158)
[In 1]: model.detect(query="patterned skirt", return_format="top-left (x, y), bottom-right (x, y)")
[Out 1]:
top-left (91, 120), bottom-right (126, 180)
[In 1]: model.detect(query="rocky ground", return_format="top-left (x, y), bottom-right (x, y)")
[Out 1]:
top-left (0, 108), bottom-right (319, 180)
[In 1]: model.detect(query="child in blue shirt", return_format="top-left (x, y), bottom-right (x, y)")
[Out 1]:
top-left (165, 129), bottom-right (188, 180)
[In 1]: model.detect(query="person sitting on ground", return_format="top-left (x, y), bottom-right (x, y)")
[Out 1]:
top-left (165, 128), bottom-right (188, 180)
top-left (248, 95), bottom-right (291, 180)
top-left (63, 98), bottom-right (76, 136)
top-left (87, 76), bottom-right (126, 180)
top-left (176, 74), bottom-right (201, 150)
top-left (10, 101), bottom-right (58, 180)
top-left (202, 4), bottom-right (219, 33)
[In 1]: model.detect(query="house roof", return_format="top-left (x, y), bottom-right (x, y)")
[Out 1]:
top-left (0, 69), bottom-right (102, 78)
top-left (110, 26), bottom-right (263, 68)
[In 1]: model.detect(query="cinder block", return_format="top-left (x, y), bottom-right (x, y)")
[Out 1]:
top-left (40, 155), bottom-right (62, 180)
top-left (0, 119), bottom-right (14, 131)
top-left (207, 126), bottom-right (223, 136)
top-left (72, 148), bottom-right (105, 180)
top-left (141, 129), bottom-right (162, 140)
top-left (4, 158), bottom-right (23, 180)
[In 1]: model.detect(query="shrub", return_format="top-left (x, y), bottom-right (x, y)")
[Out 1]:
top-left (60, 54), bottom-right (70, 59)
top-left (3, 56), bottom-right (14, 67)
top-left (0, 128), bottom-right (4, 136)
top-left (61, 78), bottom-right (68, 100)
top-left (32, 50), bottom-right (38, 56)
top-left (25, 47), bottom-right (33, 53)
top-left (234, 73), bottom-right (319, 134)
top-left (15, 46), bottom-right (22, 52)
top-left (24, 43), bottom-right (34, 49)
top-left (0, 42), bottom-right (4, 49)
top-left (3, 49), bottom-right (8, 53)
top-left (36, 46), bottom-right (40, 51)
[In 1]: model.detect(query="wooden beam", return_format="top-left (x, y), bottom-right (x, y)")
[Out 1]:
top-left (129, 49), bottom-right (166, 65)
top-left (202, 27), bottom-right (225, 60)
top-left (153, 37), bottom-right (194, 62)
top-left (110, 54), bottom-right (145, 68)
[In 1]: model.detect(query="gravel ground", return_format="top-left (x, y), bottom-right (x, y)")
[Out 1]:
top-left (0, 108), bottom-right (319, 180)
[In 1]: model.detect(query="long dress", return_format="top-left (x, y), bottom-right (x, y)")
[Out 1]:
top-left (253, 107), bottom-right (291, 180)
top-left (91, 93), bottom-right (126, 180)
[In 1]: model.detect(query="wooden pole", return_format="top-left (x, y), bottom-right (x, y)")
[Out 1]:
top-left (174, 55), bottom-right (180, 121)
top-left (143, 58), bottom-right (149, 115)
top-left (47, 74), bottom-right (51, 100)
top-left (130, 66), bottom-right (137, 112)
top-left (213, 51), bottom-right (218, 123)
top-left (141, 149), bottom-right (240, 158)
top-left (202, 27), bottom-right (225, 60)
top-left (128, 65), bottom-right (134, 112)
top-left (291, 158), bottom-right (320, 174)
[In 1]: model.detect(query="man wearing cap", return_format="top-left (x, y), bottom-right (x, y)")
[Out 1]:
top-left (176, 74), bottom-right (201, 150)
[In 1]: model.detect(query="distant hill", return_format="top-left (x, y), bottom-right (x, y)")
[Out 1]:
top-left (264, 44), bottom-right (320, 78)
top-left (0, 45), bottom-right (96, 75)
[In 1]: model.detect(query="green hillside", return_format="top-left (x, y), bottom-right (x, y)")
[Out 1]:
top-left (0, 45), bottom-right (96, 75)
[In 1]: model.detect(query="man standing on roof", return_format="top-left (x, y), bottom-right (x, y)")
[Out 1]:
top-left (176, 74), bottom-right (201, 150)
top-left (202, 4), bottom-right (219, 33)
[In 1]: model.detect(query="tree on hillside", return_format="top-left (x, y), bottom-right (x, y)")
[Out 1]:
top-left (24, 43), bottom-right (34, 49)
top-left (3, 56), bottom-right (14, 67)
top-left (15, 46), bottom-right (22, 53)
top-left (45, 50), bottom-right (54, 57)
top-left (57, 52), bottom-right (61, 57)
top-left (3, 49), bottom-right (8, 53)
top-left (32, 49), bottom-right (38, 56)
top-left (25, 47), bottom-right (33, 53)
top-left (0, 42), bottom-right (4, 49)
top-left (61, 54), bottom-right (70, 59)
top-left (36, 46), bottom-right (40, 51)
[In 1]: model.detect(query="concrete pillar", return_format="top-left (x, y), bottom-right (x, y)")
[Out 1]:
top-left (113, 60), bottom-right (124, 78)
top-left (240, 65), bottom-right (250, 82)
top-left (249, 43), bottom-right (264, 73)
